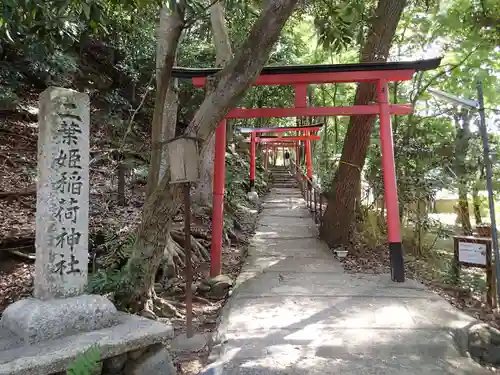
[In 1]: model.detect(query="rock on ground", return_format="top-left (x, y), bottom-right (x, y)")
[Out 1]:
top-left (171, 333), bottom-right (208, 353)
top-left (124, 344), bottom-right (176, 375)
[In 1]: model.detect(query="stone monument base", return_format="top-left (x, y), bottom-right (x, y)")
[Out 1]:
top-left (0, 296), bottom-right (175, 375)
top-left (1, 295), bottom-right (118, 344)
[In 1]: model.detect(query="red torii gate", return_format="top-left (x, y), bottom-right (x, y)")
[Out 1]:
top-left (253, 134), bottom-right (320, 184)
top-left (172, 57), bottom-right (441, 283)
top-left (239, 125), bottom-right (322, 187)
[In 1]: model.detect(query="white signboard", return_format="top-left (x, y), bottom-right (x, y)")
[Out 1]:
top-left (458, 241), bottom-right (487, 265)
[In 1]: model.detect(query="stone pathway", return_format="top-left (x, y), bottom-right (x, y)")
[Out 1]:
top-left (204, 186), bottom-right (491, 375)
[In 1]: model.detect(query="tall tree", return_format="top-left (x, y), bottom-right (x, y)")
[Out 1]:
top-left (157, 7), bottom-right (182, 182)
top-left (194, 0), bottom-right (233, 206)
top-left (320, 0), bottom-right (407, 247)
top-left (146, 3), bottom-right (185, 197)
top-left (124, 0), bottom-right (300, 314)
top-left (452, 109), bottom-right (474, 235)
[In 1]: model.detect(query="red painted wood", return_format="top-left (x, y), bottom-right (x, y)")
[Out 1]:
top-left (294, 84), bottom-right (308, 107)
top-left (256, 135), bottom-right (320, 142)
top-left (264, 145), bottom-right (268, 170)
top-left (305, 131), bottom-right (313, 179)
top-left (245, 126), bottom-right (322, 134)
top-left (250, 132), bottom-right (256, 183)
top-left (192, 69), bottom-right (415, 87)
top-left (294, 84), bottom-right (313, 180)
top-left (210, 120), bottom-right (226, 277)
top-left (226, 104), bottom-right (412, 119)
top-left (378, 80), bottom-right (401, 244)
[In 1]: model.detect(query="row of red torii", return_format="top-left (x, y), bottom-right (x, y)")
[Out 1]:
top-left (172, 57), bottom-right (441, 283)
top-left (240, 124), bottom-right (321, 180)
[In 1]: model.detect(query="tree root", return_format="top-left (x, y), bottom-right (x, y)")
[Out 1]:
top-left (173, 294), bottom-right (213, 305)
top-left (7, 249), bottom-right (35, 261)
top-left (153, 295), bottom-right (185, 319)
top-left (170, 229), bottom-right (210, 262)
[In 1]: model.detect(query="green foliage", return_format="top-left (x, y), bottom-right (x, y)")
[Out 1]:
top-left (87, 231), bottom-right (137, 309)
top-left (99, 231), bottom-right (136, 269)
top-left (225, 148), bottom-right (270, 208)
top-left (87, 267), bottom-right (135, 309)
top-left (0, 85), bottom-right (18, 110)
top-left (311, 0), bottom-right (368, 52)
top-left (67, 345), bottom-right (101, 375)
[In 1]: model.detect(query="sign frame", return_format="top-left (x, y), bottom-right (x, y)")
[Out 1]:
top-left (453, 235), bottom-right (496, 307)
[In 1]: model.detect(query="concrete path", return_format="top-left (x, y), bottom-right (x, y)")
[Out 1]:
top-left (206, 187), bottom-right (490, 375)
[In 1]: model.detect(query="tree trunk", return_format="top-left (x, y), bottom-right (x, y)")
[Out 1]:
top-left (453, 111), bottom-right (473, 234)
top-left (124, 0), bottom-right (300, 312)
top-left (320, 0), bottom-right (407, 248)
top-left (194, 0), bottom-right (233, 206)
top-left (145, 6), bottom-right (185, 198)
top-left (157, 6), bottom-right (182, 180)
top-left (154, 7), bottom-right (185, 287)
top-left (473, 160), bottom-right (484, 225)
top-left (458, 188), bottom-right (473, 234)
top-left (472, 185), bottom-right (482, 225)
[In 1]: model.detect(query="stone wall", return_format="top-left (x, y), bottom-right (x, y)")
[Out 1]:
top-left (467, 323), bottom-right (500, 368)
top-left (53, 343), bottom-right (176, 375)
top-left (0, 313), bottom-right (175, 375)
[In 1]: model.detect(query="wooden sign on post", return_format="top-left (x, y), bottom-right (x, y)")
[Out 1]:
top-left (168, 137), bottom-right (200, 184)
top-left (453, 236), bottom-right (496, 307)
top-left (166, 136), bottom-right (200, 339)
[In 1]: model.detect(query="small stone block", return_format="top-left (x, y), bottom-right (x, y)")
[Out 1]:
top-left (170, 333), bottom-right (207, 353)
top-left (128, 347), bottom-right (148, 360)
top-left (103, 353), bottom-right (128, 374)
top-left (0, 294), bottom-right (118, 344)
top-left (0, 313), bottom-right (174, 375)
top-left (124, 344), bottom-right (176, 375)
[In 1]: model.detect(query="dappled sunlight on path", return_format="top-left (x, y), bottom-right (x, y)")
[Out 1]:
top-left (201, 186), bottom-right (489, 375)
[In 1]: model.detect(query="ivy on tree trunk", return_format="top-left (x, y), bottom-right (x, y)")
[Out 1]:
top-left (320, 0), bottom-right (407, 248)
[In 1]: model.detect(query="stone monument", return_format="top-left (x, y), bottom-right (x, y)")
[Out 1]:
top-left (0, 88), bottom-right (175, 375)
top-left (35, 87), bottom-right (90, 300)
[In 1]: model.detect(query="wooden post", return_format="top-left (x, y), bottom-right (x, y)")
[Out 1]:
top-left (184, 183), bottom-right (193, 338)
top-left (452, 237), bottom-right (460, 284)
top-left (314, 189), bottom-right (318, 222)
top-left (167, 136), bottom-right (200, 338)
top-left (250, 131), bottom-right (256, 189)
top-left (211, 121), bottom-right (226, 277)
top-left (378, 79), bottom-right (404, 282)
top-left (319, 193), bottom-right (323, 220)
top-left (453, 235), bottom-right (496, 308)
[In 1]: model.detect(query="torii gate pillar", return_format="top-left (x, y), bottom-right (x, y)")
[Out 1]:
top-left (377, 80), bottom-right (404, 282)
top-left (210, 120), bottom-right (226, 277)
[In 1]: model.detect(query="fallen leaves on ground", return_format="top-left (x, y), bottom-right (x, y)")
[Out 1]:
top-left (0, 260), bottom-right (33, 314)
